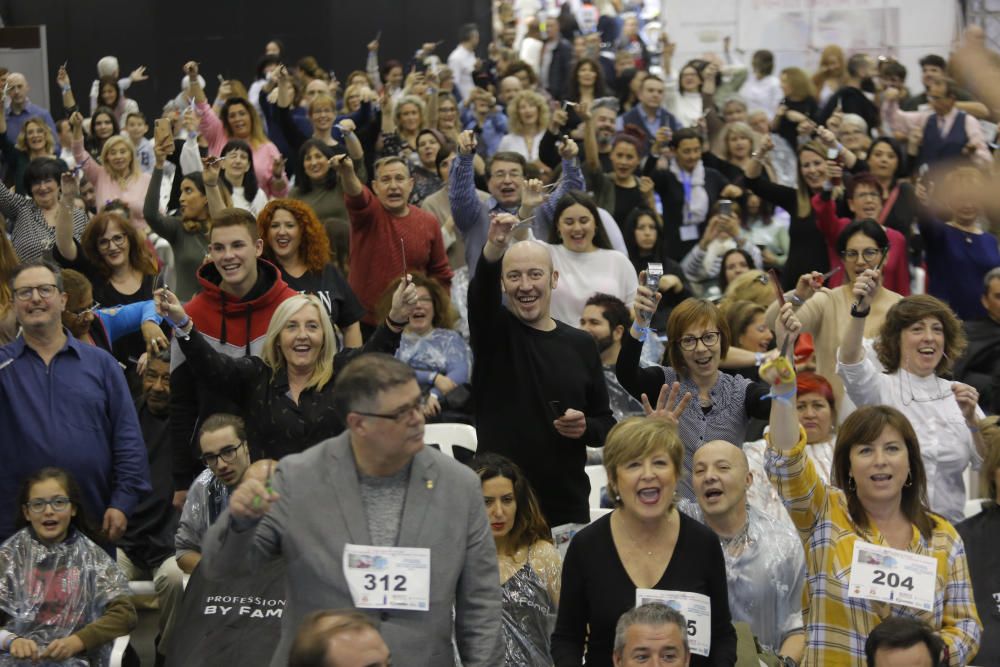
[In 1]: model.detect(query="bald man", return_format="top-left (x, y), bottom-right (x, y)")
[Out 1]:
top-left (687, 440), bottom-right (806, 665)
top-left (468, 214), bottom-right (614, 527)
top-left (289, 610), bottom-right (391, 667)
top-left (4, 72), bottom-right (59, 146)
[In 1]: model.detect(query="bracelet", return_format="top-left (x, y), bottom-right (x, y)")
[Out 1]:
top-left (754, 351), bottom-right (765, 367)
top-left (2, 635), bottom-right (17, 651)
top-left (386, 315), bottom-right (408, 329)
top-left (171, 316), bottom-right (191, 330)
top-left (850, 304), bottom-right (870, 318)
top-left (968, 425), bottom-right (980, 433)
top-left (632, 325), bottom-right (650, 342)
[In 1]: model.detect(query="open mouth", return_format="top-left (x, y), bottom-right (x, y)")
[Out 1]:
top-left (703, 487), bottom-right (724, 501)
top-left (275, 237), bottom-right (291, 250)
top-left (693, 356), bottom-right (713, 369)
top-left (499, 186), bottom-right (517, 197)
top-left (41, 519), bottom-right (59, 529)
top-left (516, 293), bottom-right (539, 307)
top-left (292, 343), bottom-right (312, 354)
top-left (917, 346), bottom-right (937, 359)
top-left (221, 262), bottom-right (241, 275)
top-left (870, 473), bottom-right (892, 484)
top-left (637, 487), bottom-right (661, 505)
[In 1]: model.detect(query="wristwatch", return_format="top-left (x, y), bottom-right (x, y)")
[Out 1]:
top-left (778, 656), bottom-right (798, 667)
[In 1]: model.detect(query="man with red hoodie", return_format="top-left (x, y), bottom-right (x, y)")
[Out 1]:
top-left (169, 208), bottom-right (297, 499)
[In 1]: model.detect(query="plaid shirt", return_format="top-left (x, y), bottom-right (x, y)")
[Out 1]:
top-left (765, 428), bottom-right (981, 666)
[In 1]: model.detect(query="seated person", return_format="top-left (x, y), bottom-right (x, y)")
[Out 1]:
top-left (865, 617), bottom-right (945, 667)
top-left (579, 293), bottom-right (644, 422)
top-left (0, 468), bottom-right (136, 664)
top-left (288, 610), bottom-right (391, 667)
top-left (612, 603), bottom-right (692, 667)
top-left (175, 414), bottom-right (267, 574)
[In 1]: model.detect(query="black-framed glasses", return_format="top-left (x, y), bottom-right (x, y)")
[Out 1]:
top-left (841, 248), bottom-right (883, 262)
top-left (676, 331), bottom-right (721, 351)
top-left (97, 233), bottom-right (127, 250)
top-left (24, 496), bottom-right (71, 514)
top-left (200, 441), bottom-right (246, 467)
top-left (355, 396), bottom-right (427, 423)
top-left (13, 284), bottom-right (59, 301)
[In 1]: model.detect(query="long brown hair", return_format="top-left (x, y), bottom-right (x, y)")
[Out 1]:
top-left (471, 452), bottom-right (551, 554)
top-left (831, 405), bottom-right (934, 539)
top-left (81, 211), bottom-right (159, 279)
top-left (796, 141), bottom-right (828, 218)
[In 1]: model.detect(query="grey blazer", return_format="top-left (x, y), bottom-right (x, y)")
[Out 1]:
top-left (200, 433), bottom-right (504, 667)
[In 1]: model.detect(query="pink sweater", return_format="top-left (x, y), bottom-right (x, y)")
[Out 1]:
top-left (197, 101), bottom-right (288, 199)
top-left (73, 140), bottom-right (152, 230)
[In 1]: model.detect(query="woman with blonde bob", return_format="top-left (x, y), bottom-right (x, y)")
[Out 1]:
top-left (70, 111), bottom-right (152, 230)
top-left (552, 416), bottom-right (738, 666)
top-left (154, 282), bottom-right (418, 459)
top-left (766, 304), bottom-right (982, 664)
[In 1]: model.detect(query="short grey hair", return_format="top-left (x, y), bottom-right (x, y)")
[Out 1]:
top-left (591, 96), bottom-right (620, 115)
top-left (613, 604), bottom-right (689, 659)
top-left (840, 113), bottom-right (869, 134)
top-left (984, 266), bottom-right (1000, 294)
top-left (332, 353), bottom-right (417, 418)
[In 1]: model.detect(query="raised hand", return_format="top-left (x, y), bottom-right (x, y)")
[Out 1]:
top-left (794, 271), bottom-right (824, 302)
top-left (633, 270), bottom-right (662, 323)
top-left (557, 136), bottom-right (579, 160)
top-left (154, 288), bottom-right (188, 326)
top-left (60, 172), bottom-right (79, 203)
top-left (522, 178), bottom-right (545, 209)
top-left (851, 267), bottom-right (882, 311)
top-left (129, 66), bottom-right (149, 82)
top-left (457, 129), bottom-right (477, 156)
top-left (272, 156), bottom-right (287, 180)
top-left (952, 383), bottom-right (981, 424)
top-left (183, 61), bottom-right (199, 79)
top-left (331, 153), bottom-right (354, 175)
top-left (57, 65), bottom-right (71, 89)
top-left (641, 382), bottom-right (693, 425)
top-left (388, 277), bottom-right (420, 323)
top-left (487, 212), bottom-right (518, 247)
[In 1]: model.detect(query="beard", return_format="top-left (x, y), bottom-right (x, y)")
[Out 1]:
top-left (592, 333), bottom-right (614, 354)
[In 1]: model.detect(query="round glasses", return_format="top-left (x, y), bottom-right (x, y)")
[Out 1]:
top-left (200, 441), bottom-right (247, 467)
top-left (677, 331), bottom-right (721, 351)
top-left (25, 497), bottom-right (71, 514)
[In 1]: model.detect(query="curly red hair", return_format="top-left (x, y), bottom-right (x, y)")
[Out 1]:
top-left (257, 199), bottom-right (332, 273)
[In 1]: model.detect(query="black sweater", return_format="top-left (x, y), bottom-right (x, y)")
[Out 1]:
top-left (955, 503), bottom-right (1000, 666)
top-left (551, 511), bottom-right (737, 667)
top-left (469, 252), bottom-right (615, 526)
top-left (176, 322), bottom-right (400, 460)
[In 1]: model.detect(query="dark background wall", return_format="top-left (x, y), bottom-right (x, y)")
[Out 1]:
top-left (0, 0), bottom-right (491, 116)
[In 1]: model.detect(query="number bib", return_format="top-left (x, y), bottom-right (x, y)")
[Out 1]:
top-left (847, 541), bottom-right (937, 612)
top-left (635, 589), bottom-right (712, 657)
top-left (342, 544), bottom-right (431, 611)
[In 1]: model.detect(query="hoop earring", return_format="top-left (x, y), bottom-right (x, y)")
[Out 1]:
top-left (848, 475), bottom-right (856, 493)
top-left (904, 472), bottom-right (913, 488)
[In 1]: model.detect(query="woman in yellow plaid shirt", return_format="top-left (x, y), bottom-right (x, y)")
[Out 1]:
top-left (760, 303), bottom-right (981, 666)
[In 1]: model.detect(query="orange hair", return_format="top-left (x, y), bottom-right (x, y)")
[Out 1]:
top-left (257, 199), bottom-right (332, 273)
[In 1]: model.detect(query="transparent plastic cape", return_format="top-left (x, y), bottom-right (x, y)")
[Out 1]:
top-left (499, 542), bottom-right (561, 667)
top-left (0, 528), bottom-right (130, 667)
top-left (679, 502), bottom-right (806, 653)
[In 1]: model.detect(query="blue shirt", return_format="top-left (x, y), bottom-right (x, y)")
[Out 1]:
top-left (0, 333), bottom-right (150, 541)
top-left (4, 101), bottom-right (60, 151)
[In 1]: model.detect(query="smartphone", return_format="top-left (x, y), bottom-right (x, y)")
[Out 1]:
top-left (548, 400), bottom-right (563, 419)
top-left (917, 163), bottom-right (930, 184)
top-left (154, 118), bottom-right (172, 144)
top-left (718, 199), bottom-right (733, 217)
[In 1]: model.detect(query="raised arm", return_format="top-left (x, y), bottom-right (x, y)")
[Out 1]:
top-left (69, 111), bottom-right (100, 185)
top-left (145, 142), bottom-right (182, 244)
top-left (332, 153), bottom-right (363, 198)
top-left (615, 275), bottom-right (669, 401)
top-left (55, 173), bottom-right (80, 261)
top-left (449, 131), bottom-right (485, 234)
top-left (56, 65), bottom-right (78, 115)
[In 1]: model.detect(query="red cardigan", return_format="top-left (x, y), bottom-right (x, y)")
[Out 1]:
top-left (346, 187), bottom-right (453, 325)
top-left (811, 193), bottom-right (911, 296)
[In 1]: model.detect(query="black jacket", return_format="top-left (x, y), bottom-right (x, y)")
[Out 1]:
top-left (955, 503), bottom-right (1000, 666)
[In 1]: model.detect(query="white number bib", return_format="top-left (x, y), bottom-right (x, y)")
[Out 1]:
top-left (342, 544), bottom-right (431, 611)
top-left (847, 541), bottom-right (937, 612)
top-left (635, 589), bottom-right (711, 657)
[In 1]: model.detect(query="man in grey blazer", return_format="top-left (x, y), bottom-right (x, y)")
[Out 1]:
top-left (200, 354), bottom-right (504, 667)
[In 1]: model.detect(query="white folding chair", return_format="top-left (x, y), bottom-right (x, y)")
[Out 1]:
top-left (423, 423), bottom-right (478, 459)
top-left (964, 498), bottom-right (986, 518)
top-left (589, 507), bottom-right (612, 523)
top-left (585, 465), bottom-right (608, 510)
top-left (109, 635), bottom-right (130, 667)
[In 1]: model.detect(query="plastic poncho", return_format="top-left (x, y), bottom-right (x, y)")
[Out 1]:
top-left (0, 528), bottom-right (130, 667)
top-left (679, 502), bottom-right (806, 653)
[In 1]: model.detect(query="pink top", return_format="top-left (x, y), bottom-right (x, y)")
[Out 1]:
top-left (196, 101), bottom-right (288, 199)
top-left (72, 139), bottom-right (152, 230)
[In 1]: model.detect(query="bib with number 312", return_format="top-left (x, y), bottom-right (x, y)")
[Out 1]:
top-left (342, 544), bottom-right (431, 611)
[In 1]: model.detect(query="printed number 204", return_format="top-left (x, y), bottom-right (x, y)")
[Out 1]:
top-left (872, 570), bottom-right (914, 591)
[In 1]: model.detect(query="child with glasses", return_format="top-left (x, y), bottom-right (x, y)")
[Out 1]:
top-left (0, 467), bottom-right (134, 665)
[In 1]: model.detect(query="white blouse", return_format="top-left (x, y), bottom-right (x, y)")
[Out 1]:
top-left (547, 245), bottom-right (638, 328)
top-left (837, 358), bottom-right (983, 524)
top-left (497, 131), bottom-right (547, 163)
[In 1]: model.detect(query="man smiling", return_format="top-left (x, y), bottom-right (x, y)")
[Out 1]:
top-left (169, 208), bottom-right (297, 495)
top-left (468, 214), bottom-right (614, 527)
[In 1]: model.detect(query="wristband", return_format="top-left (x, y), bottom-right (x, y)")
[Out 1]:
top-left (754, 351), bottom-right (765, 367)
top-left (386, 315), bottom-right (408, 329)
top-left (61, 84), bottom-right (72, 94)
top-left (632, 325), bottom-right (650, 342)
top-left (968, 425), bottom-right (980, 433)
top-left (1, 634), bottom-right (17, 651)
top-left (171, 316), bottom-right (190, 330)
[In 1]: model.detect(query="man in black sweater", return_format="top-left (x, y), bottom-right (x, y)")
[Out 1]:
top-left (468, 213), bottom-right (615, 527)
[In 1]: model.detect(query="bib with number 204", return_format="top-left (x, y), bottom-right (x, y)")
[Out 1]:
top-left (847, 541), bottom-right (937, 612)
top-left (342, 544), bottom-right (431, 611)
top-left (635, 589), bottom-right (711, 657)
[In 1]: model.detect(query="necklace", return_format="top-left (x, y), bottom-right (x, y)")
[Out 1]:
top-left (898, 369), bottom-right (949, 405)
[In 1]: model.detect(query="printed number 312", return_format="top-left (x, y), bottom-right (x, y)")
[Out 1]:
top-left (363, 574), bottom-right (407, 592)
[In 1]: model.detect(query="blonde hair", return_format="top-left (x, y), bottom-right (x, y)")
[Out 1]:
top-left (393, 95), bottom-right (427, 128)
top-left (341, 83), bottom-right (368, 115)
top-left (508, 90), bottom-right (550, 135)
top-left (261, 295), bottom-right (337, 391)
top-left (15, 117), bottom-right (56, 155)
top-left (308, 93), bottom-right (337, 117)
top-left (99, 135), bottom-right (139, 184)
top-left (724, 269), bottom-right (773, 308)
top-left (720, 122), bottom-right (758, 161)
top-left (780, 67), bottom-right (815, 101)
top-left (603, 417), bottom-right (684, 508)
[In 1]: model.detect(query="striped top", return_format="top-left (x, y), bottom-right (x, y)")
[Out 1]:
top-left (0, 181), bottom-right (88, 262)
top-left (765, 427), bottom-right (981, 666)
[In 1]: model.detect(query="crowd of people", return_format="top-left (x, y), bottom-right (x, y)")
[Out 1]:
top-left (2, 5), bottom-right (1000, 666)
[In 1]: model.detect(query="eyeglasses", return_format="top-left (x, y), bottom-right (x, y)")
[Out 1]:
top-left (853, 191), bottom-right (882, 201)
top-left (24, 496), bottom-right (71, 514)
top-left (490, 170), bottom-right (523, 180)
top-left (677, 331), bottom-right (721, 351)
top-left (200, 441), bottom-right (246, 467)
top-left (69, 301), bottom-right (101, 318)
top-left (415, 296), bottom-right (434, 304)
top-left (97, 233), bottom-right (127, 250)
top-left (13, 284), bottom-right (59, 301)
top-left (841, 248), bottom-right (883, 262)
top-left (355, 396), bottom-right (427, 423)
